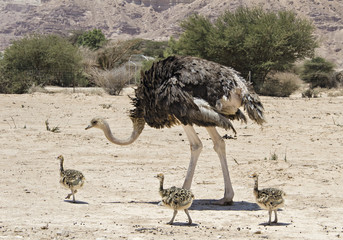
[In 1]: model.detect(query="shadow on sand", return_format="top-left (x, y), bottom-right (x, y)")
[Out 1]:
top-left (259, 221), bottom-right (291, 227)
top-left (103, 200), bottom-right (260, 211)
top-left (64, 200), bottom-right (89, 204)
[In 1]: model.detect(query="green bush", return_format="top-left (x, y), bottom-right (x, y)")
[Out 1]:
top-left (260, 72), bottom-right (301, 97)
top-left (0, 34), bottom-right (84, 93)
top-left (67, 30), bottom-right (86, 45)
top-left (301, 57), bottom-right (336, 88)
top-left (168, 7), bottom-right (318, 92)
top-left (77, 29), bottom-right (106, 50)
top-left (136, 39), bottom-right (168, 58)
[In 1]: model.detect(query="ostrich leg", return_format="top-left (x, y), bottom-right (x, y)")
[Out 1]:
top-left (182, 125), bottom-right (203, 190)
top-left (206, 127), bottom-right (234, 205)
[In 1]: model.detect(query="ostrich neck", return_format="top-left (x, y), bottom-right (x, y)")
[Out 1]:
top-left (159, 178), bottom-right (164, 197)
top-left (254, 178), bottom-right (259, 191)
top-left (253, 178), bottom-right (259, 197)
top-left (159, 178), bottom-right (164, 192)
top-left (102, 118), bottom-right (145, 146)
top-left (60, 160), bottom-right (64, 174)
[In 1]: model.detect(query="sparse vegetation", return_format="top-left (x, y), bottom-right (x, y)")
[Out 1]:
top-left (301, 57), bottom-right (336, 88)
top-left (137, 39), bottom-right (168, 58)
top-left (301, 88), bottom-right (321, 98)
top-left (90, 65), bottom-right (134, 95)
top-left (327, 88), bottom-right (343, 97)
top-left (260, 72), bottom-right (301, 97)
top-left (270, 151), bottom-right (278, 161)
top-left (168, 7), bottom-right (318, 93)
top-left (96, 39), bottom-right (141, 70)
top-left (0, 34), bottom-right (84, 94)
top-left (45, 119), bottom-right (60, 133)
top-left (76, 29), bottom-right (106, 50)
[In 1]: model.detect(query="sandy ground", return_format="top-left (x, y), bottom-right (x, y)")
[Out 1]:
top-left (1, 87), bottom-right (343, 240)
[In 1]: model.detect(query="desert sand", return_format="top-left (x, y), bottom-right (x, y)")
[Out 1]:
top-left (0, 87), bottom-right (342, 239)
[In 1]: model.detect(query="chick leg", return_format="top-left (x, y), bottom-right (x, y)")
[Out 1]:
top-left (184, 209), bottom-right (192, 225)
top-left (268, 210), bottom-right (272, 225)
top-left (65, 192), bottom-right (72, 199)
top-left (273, 210), bottom-right (278, 223)
top-left (167, 210), bottom-right (178, 225)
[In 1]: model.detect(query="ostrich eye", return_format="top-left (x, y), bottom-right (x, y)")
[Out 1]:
top-left (92, 120), bottom-right (98, 125)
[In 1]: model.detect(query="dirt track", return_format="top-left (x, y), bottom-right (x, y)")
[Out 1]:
top-left (1, 88), bottom-right (342, 239)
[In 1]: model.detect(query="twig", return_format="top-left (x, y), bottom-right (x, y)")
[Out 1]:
top-left (332, 116), bottom-right (336, 125)
top-left (332, 116), bottom-right (343, 127)
top-left (284, 147), bottom-right (288, 162)
top-left (10, 117), bottom-right (17, 129)
top-left (45, 119), bottom-right (61, 133)
top-left (45, 119), bottom-right (50, 131)
top-left (232, 157), bottom-right (240, 165)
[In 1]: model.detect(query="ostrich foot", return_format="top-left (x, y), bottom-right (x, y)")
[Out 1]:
top-left (211, 198), bottom-right (233, 206)
top-left (167, 221), bottom-right (174, 225)
top-left (65, 193), bottom-right (72, 199)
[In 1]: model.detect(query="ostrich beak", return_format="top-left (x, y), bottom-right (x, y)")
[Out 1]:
top-left (85, 125), bottom-right (92, 130)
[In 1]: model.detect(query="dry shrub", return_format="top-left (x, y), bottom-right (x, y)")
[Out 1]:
top-left (333, 70), bottom-right (343, 87)
top-left (96, 39), bottom-right (141, 70)
top-left (79, 46), bottom-right (98, 82)
top-left (91, 65), bottom-right (134, 95)
top-left (326, 88), bottom-right (343, 97)
top-left (301, 88), bottom-right (321, 98)
top-left (27, 84), bottom-right (49, 94)
top-left (260, 72), bottom-right (301, 97)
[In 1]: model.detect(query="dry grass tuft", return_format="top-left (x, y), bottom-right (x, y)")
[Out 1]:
top-left (260, 72), bottom-right (301, 97)
top-left (90, 65), bottom-right (134, 95)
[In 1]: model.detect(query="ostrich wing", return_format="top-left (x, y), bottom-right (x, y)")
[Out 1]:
top-left (131, 56), bottom-right (264, 131)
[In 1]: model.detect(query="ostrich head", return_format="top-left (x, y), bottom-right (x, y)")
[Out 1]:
top-left (57, 155), bottom-right (64, 162)
top-left (85, 117), bottom-right (106, 130)
top-left (249, 172), bottom-right (259, 180)
top-left (155, 173), bottom-right (165, 181)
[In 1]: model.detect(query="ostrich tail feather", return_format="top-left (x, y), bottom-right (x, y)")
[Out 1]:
top-left (242, 93), bottom-right (265, 125)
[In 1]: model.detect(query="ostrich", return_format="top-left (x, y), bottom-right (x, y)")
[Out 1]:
top-left (58, 155), bottom-right (85, 203)
top-left (86, 56), bottom-right (265, 205)
top-left (250, 173), bottom-right (285, 225)
top-left (155, 173), bottom-right (194, 225)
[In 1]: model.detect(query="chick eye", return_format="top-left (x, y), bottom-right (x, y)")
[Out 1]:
top-left (92, 121), bottom-right (97, 124)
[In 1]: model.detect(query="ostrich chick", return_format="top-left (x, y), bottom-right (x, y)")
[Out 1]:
top-left (155, 173), bottom-right (195, 225)
top-left (250, 173), bottom-right (285, 225)
top-left (58, 155), bottom-right (85, 203)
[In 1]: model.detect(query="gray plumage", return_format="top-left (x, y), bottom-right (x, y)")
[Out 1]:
top-left (130, 55), bottom-right (265, 133)
top-left (250, 173), bottom-right (285, 225)
top-left (155, 173), bottom-right (194, 225)
top-left (58, 155), bottom-right (85, 203)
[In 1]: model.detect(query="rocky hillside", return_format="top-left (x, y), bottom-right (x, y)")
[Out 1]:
top-left (0, 0), bottom-right (342, 68)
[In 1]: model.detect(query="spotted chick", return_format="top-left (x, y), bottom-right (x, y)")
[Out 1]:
top-left (58, 155), bottom-right (85, 203)
top-left (250, 173), bottom-right (285, 225)
top-left (155, 173), bottom-right (194, 225)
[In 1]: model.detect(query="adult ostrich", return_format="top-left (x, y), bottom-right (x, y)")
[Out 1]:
top-left (86, 56), bottom-right (265, 205)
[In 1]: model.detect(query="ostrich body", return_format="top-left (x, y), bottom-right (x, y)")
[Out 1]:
top-left (155, 173), bottom-right (194, 225)
top-left (250, 173), bottom-right (285, 225)
top-left (86, 56), bottom-right (265, 205)
top-left (58, 155), bottom-right (85, 203)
